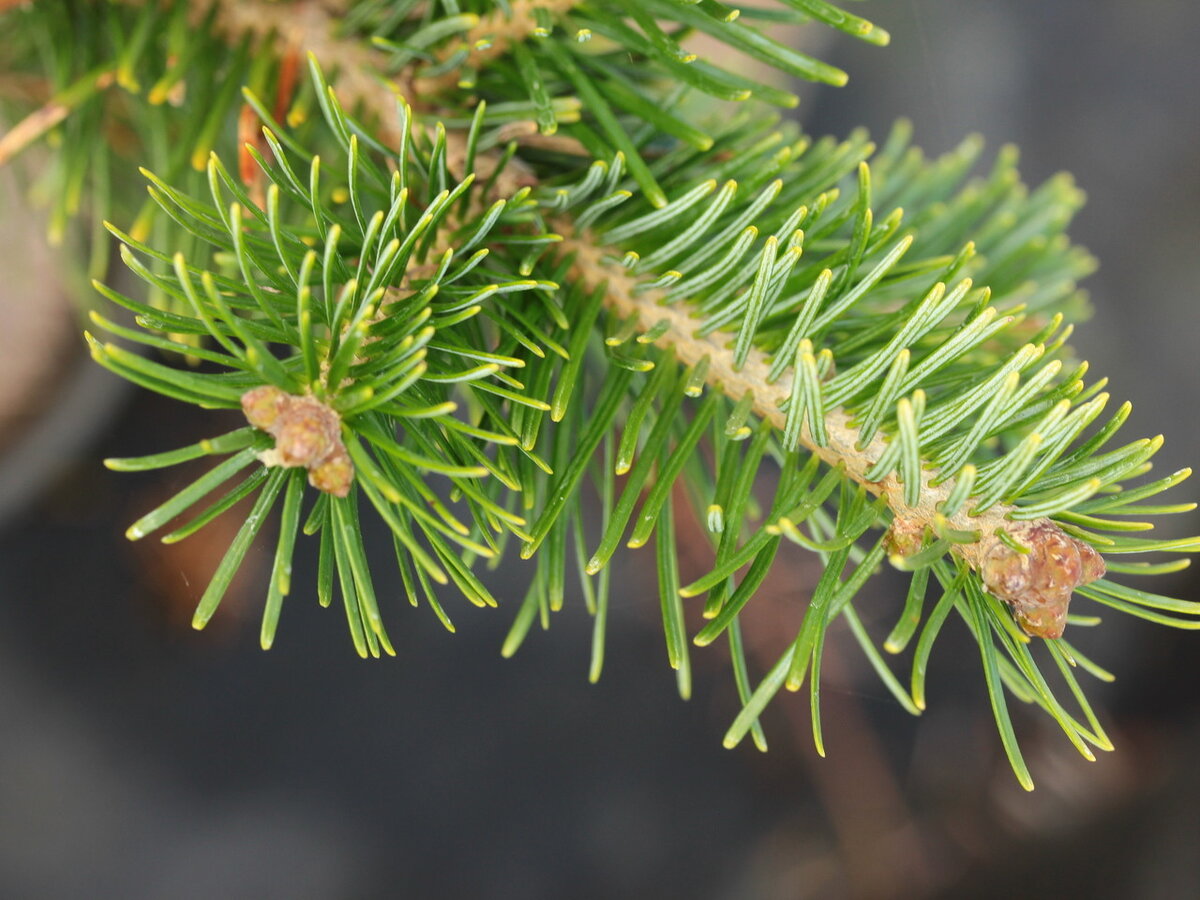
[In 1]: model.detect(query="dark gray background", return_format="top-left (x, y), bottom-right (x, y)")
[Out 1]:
top-left (1, 2), bottom-right (1198, 898)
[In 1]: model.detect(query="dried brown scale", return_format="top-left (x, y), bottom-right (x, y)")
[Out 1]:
top-left (556, 222), bottom-right (1104, 637)
top-left (241, 385), bottom-right (353, 497)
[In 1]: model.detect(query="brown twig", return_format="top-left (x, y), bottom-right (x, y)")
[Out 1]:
top-left (0, 70), bottom-right (116, 166)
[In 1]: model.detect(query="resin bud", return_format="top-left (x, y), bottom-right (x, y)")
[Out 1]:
top-left (240, 387), bottom-right (354, 497)
top-left (980, 522), bottom-right (1106, 639)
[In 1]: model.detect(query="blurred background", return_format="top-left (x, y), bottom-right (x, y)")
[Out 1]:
top-left (1, 1), bottom-right (1198, 897)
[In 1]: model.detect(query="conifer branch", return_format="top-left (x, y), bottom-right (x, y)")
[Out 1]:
top-left (558, 221), bottom-right (1107, 638)
top-left (7, 0), bottom-right (1197, 788)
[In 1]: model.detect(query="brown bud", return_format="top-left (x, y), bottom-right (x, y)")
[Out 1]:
top-left (240, 387), bottom-right (354, 498)
top-left (885, 516), bottom-right (926, 558)
top-left (240, 385), bottom-right (288, 431)
top-left (1077, 539), bottom-right (1107, 584)
top-left (273, 407), bottom-right (335, 467)
top-left (308, 450), bottom-right (354, 498)
top-left (980, 522), bottom-right (1106, 639)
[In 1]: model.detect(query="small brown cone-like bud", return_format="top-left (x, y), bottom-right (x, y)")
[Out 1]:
top-left (885, 516), bottom-right (926, 558)
top-left (273, 406), bottom-right (335, 467)
top-left (240, 387), bottom-right (354, 497)
top-left (980, 522), bottom-right (1106, 639)
top-left (241, 385), bottom-right (288, 431)
top-left (308, 451), bottom-right (354, 498)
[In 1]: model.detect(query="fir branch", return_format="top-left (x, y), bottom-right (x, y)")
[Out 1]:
top-left (557, 219), bottom-right (1105, 638)
top-left (9, 0), bottom-right (1198, 787)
